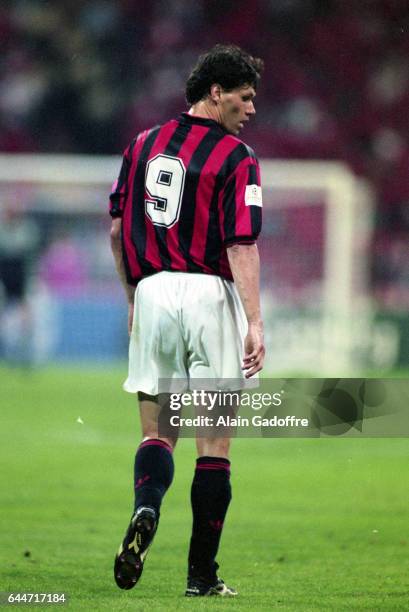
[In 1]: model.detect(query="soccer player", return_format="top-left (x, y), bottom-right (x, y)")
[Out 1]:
top-left (110, 44), bottom-right (265, 597)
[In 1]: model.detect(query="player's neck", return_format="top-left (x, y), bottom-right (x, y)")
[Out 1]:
top-left (188, 100), bottom-right (221, 125)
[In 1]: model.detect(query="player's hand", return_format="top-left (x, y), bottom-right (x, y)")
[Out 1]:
top-left (242, 320), bottom-right (265, 378)
top-left (128, 302), bottom-right (134, 336)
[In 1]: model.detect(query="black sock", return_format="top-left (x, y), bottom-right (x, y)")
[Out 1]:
top-left (188, 456), bottom-right (232, 580)
top-left (133, 439), bottom-right (174, 516)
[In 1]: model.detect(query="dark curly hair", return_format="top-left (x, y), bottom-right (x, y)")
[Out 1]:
top-left (185, 44), bottom-right (264, 105)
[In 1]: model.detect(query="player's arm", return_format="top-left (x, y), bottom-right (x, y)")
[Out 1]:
top-left (227, 244), bottom-right (264, 377)
top-left (109, 142), bottom-right (136, 334)
top-left (222, 149), bottom-right (264, 377)
top-left (110, 218), bottom-right (135, 335)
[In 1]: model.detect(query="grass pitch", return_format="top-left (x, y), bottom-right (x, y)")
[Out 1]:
top-left (1, 366), bottom-right (408, 610)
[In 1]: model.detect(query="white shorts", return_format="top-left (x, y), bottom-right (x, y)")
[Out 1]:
top-left (123, 271), bottom-right (249, 395)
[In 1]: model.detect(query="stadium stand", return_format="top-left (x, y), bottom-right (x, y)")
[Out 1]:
top-left (0, 0), bottom-right (408, 306)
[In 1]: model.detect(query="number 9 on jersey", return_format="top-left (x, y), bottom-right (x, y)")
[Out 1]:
top-left (145, 154), bottom-right (186, 228)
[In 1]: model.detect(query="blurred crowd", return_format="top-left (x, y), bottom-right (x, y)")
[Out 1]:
top-left (1, 0), bottom-right (409, 302)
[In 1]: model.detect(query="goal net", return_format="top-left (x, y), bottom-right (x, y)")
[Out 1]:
top-left (0, 154), bottom-right (374, 373)
top-left (259, 160), bottom-right (374, 375)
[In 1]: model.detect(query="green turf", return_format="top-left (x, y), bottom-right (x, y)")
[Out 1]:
top-left (1, 366), bottom-right (408, 610)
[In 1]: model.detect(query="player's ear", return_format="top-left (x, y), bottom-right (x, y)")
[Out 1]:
top-left (209, 83), bottom-right (222, 104)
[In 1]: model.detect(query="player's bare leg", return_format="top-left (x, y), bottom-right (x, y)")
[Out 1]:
top-left (196, 436), bottom-right (230, 459)
top-left (114, 393), bottom-right (178, 590)
top-left (138, 393), bottom-right (179, 450)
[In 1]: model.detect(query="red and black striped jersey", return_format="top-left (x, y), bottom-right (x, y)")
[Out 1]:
top-left (109, 112), bottom-right (262, 284)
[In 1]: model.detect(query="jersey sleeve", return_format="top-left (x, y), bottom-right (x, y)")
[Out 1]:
top-left (221, 154), bottom-right (262, 246)
top-left (108, 143), bottom-right (132, 218)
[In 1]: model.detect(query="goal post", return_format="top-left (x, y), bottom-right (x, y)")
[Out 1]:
top-left (0, 154), bottom-right (374, 373)
top-left (260, 159), bottom-right (374, 374)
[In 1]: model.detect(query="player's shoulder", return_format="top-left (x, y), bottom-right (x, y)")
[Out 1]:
top-left (124, 123), bottom-right (165, 159)
top-left (144, 117), bottom-right (179, 134)
top-left (220, 135), bottom-right (259, 181)
top-left (134, 123), bottom-right (162, 145)
top-left (222, 133), bottom-right (258, 162)
top-left (130, 119), bottom-right (179, 150)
